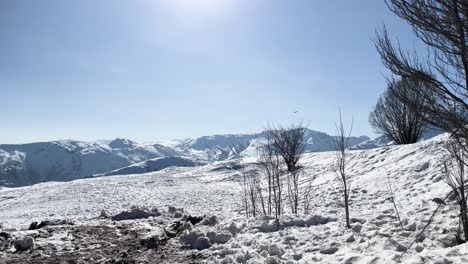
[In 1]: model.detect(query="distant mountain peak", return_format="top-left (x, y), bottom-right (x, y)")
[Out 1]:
top-left (109, 138), bottom-right (136, 149)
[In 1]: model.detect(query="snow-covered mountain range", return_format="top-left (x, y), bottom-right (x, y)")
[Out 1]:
top-left (0, 129), bottom-right (370, 187)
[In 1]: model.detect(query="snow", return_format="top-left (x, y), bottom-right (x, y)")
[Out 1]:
top-left (1, 134), bottom-right (467, 263)
top-left (100, 156), bottom-right (207, 176)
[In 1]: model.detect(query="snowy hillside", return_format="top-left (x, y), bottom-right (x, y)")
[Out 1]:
top-left (101, 157), bottom-right (207, 176)
top-left (174, 130), bottom-right (370, 161)
top-left (0, 139), bottom-right (180, 187)
top-left (1, 134), bottom-right (467, 263)
top-left (0, 129), bottom-right (369, 187)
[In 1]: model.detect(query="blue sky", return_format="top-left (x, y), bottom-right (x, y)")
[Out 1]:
top-left (1, 0), bottom-right (419, 143)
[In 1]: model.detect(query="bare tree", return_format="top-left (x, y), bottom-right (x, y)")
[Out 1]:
top-left (239, 164), bottom-right (266, 217)
top-left (335, 111), bottom-right (353, 229)
top-left (375, 0), bottom-right (468, 246)
top-left (258, 132), bottom-right (285, 220)
top-left (268, 124), bottom-right (307, 173)
top-left (267, 124), bottom-right (307, 214)
top-left (375, 0), bottom-right (468, 141)
top-left (444, 139), bottom-right (468, 242)
top-left (302, 174), bottom-right (317, 215)
top-left (369, 77), bottom-right (428, 144)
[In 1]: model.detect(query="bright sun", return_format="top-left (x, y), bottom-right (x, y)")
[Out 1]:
top-left (171, 0), bottom-right (230, 15)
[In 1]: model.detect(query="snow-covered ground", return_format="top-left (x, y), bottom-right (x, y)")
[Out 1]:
top-left (1, 134), bottom-right (467, 263)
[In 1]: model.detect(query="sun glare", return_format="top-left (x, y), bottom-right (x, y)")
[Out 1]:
top-left (170, 0), bottom-right (231, 15)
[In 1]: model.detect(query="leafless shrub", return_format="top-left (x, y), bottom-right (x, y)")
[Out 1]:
top-left (444, 139), bottom-right (468, 242)
top-left (302, 174), bottom-right (317, 215)
top-left (240, 124), bottom-right (313, 219)
top-left (239, 165), bottom-right (265, 217)
top-left (369, 77), bottom-right (428, 144)
top-left (267, 124), bottom-right (307, 215)
top-left (257, 132), bottom-right (285, 219)
top-left (334, 111), bottom-right (353, 229)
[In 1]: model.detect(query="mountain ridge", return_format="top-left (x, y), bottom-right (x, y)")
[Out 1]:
top-left (0, 128), bottom-right (370, 187)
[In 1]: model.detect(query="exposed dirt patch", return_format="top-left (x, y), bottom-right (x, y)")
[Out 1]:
top-left (0, 220), bottom-right (208, 264)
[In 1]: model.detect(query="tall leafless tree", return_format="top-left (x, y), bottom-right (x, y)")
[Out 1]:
top-left (375, 0), bottom-right (468, 141)
top-left (374, 0), bottom-right (468, 246)
top-left (369, 77), bottom-right (428, 144)
top-left (267, 124), bottom-right (307, 214)
top-left (335, 111), bottom-right (353, 229)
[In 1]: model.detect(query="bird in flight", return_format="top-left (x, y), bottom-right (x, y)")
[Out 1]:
top-left (293, 110), bottom-right (298, 114)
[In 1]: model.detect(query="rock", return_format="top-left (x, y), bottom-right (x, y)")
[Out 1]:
top-left (432, 175), bottom-right (444, 183)
top-left (417, 233), bottom-right (426, 242)
top-left (417, 223), bottom-right (425, 230)
top-left (415, 244), bottom-right (424, 252)
top-left (182, 222), bottom-right (193, 232)
top-left (256, 220), bottom-right (280, 233)
top-left (180, 229), bottom-right (206, 249)
top-left (213, 231), bottom-right (232, 244)
top-left (266, 256), bottom-right (280, 264)
top-left (113, 251), bottom-right (131, 263)
top-left (168, 206), bottom-right (177, 214)
top-left (350, 218), bottom-right (367, 224)
top-left (401, 218), bottom-right (409, 226)
top-left (406, 222), bottom-right (417, 231)
top-left (13, 236), bottom-right (34, 251)
top-left (145, 237), bottom-right (159, 249)
top-left (140, 236), bottom-right (160, 250)
top-left (320, 247), bottom-right (339, 255)
top-left (305, 215), bottom-right (334, 226)
top-left (173, 211), bottom-right (183, 218)
top-left (293, 253), bottom-right (303, 260)
top-left (100, 209), bottom-right (109, 218)
top-left (437, 234), bottom-right (458, 248)
top-left (194, 236), bottom-right (210, 250)
top-left (268, 244), bottom-right (285, 257)
top-left (111, 208), bottom-right (160, 221)
top-left (28, 221), bottom-right (48, 230)
top-left (387, 238), bottom-right (407, 252)
top-left (260, 250), bottom-right (269, 258)
top-left (207, 231), bottom-right (216, 242)
top-left (395, 244), bottom-right (407, 252)
top-left (0, 232), bottom-right (10, 240)
top-left (186, 215), bottom-right (204, 225)
top-left (415, 161), bottom-right (430, 172)
top-left (226, 222), bottom-right (243, 235)
top-left (28, 222), bottom-right (38, 230)
top-left (352, 224), bottom-right (362, 233)
top-left (165, 221), bottom-right (183, 237)
top-left (201, 216), bottom-right (219, 226)
top-left (346, 234), bottom-right (355, 243)
top-left (45, 219), bottom-right (74, 226)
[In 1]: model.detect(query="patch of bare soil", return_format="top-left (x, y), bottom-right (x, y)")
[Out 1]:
top-left (0, 220), bottom-right (208, 264)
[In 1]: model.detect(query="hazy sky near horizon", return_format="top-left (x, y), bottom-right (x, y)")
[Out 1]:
top-left (1, 0), bottom-right (421, 144)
